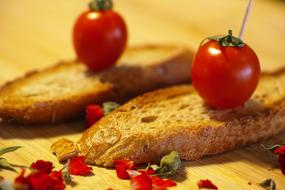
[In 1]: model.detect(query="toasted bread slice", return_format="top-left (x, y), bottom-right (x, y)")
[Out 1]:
top-left (0, 44), bottom-right (193, 124)
top-left (78, 68), bottom-right (285, 167)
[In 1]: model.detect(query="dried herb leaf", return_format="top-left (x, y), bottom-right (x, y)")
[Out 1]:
top-left (259, 179), bottom-right (276, 190)
top-left (62, 159), bottom-right (72, 184)
top-left (0, 146), bottom-right (21, 156)
top-left (0, 158), bottom-right (17, 173)
top-left (62, 159), bottom-right (76, 186)
top-left (151, 151), bottom-right (181, 178)
top-left (103, 102), bottom-right (120, 115)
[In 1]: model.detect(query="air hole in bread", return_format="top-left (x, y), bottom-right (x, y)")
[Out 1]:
top-left (141, 116), bottom-right (158, 123)
top-left (179, 104), bottom-right (189, 110)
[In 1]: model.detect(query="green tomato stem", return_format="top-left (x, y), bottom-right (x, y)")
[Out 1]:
top-left (89, 0), bottom-right (113, 11)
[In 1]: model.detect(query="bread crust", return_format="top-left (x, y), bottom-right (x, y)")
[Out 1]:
top-left (78, 69), bottom-right (285, 167)
top-left (0, 44), bottom-right (193, 124)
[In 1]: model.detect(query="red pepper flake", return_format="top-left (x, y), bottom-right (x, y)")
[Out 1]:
top-left (127, 170), bottom-right (176, 190)
top-left (151, 176), bottom-right (176, 190)
top-left (49, 170), bottom-right (63, 181)
top-left (146, 168), bottom-right (155, 175)
top-left (49, 170), bottom-right (65, 190)
top-left (31, 160), bottom-right (53, 174)
top-left (86, 104), bottom-right (104, 127)
top-left (274, 145), bottom-right (285, 175)
top-left (130, 171), bottom-right (152, 190)
top-left (14, 169), bottom-right (29, 188)
top-left (28, 171), bottom-right (53, 190)
top-left (14, 169), bottom-right (65, 190)
top-left (197, 179), bottom-right (218, 190)
top-left (275, 145), bottom-right (285, 154)
top-left (114, 159), bottom-right (136, 180)
top-left (69, 156), bottom-right (93, 176)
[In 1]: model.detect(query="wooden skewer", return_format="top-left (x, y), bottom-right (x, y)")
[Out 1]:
top-left (239, 0), bottom-right (253, 39)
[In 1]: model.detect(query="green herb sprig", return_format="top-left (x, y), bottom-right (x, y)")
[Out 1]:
top-left (0, 146), bottom-right (22, 173)
top-left (150, 151), bottom-right (181, 178)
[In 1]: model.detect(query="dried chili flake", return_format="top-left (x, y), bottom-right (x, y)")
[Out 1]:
top-left (151, 176), bottom-right (176, 190)
top-left (28, 171), bottom-right (53, 190)
top-left (114, 159), bottom-right (136, 179)
top-left (114, 151), bottom-right (180, 190)
top-left (127, 169), bottom-right (176, 190)
top-left (14, 169), bottom-right (29, 187)
top-left (275, 145), bottom-right (285, 155)
top-left (31, 160), bottom-right (53, 174)
top-left (49, 170), bottom-right (65, 190)
top-left (274, 146), bottom-right (285, 175)
top-left (69, 156), bottom-right (93, 176)
top-left (197, 179), bottom-right (218, 190)
top-left (130, 171), bottom-right (152, 190)
top-left (85, 104), bottom-right (104, 127)
top-left (14, 169), bottom-right (65, 190)
top-left (50, 170), bottom-right (63, 181)
top-left (146, 168), bottom-right (155, 175)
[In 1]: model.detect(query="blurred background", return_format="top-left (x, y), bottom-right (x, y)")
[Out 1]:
top-left (0, 0), bottom-right (284, 84)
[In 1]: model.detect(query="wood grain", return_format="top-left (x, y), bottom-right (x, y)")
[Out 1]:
top-left (0, 0), bottom-right (285, 189)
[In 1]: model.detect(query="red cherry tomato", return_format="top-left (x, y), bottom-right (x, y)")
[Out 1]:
top-left (191, 31), bottom-right (261, 109)
top-left (73, 0), bottom-right (127, 71)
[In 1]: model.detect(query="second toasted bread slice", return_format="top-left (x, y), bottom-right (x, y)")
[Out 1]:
top-left (0, 44), bottom-right (193, 124)
top-left (78, 69), bottom-right (285, 167)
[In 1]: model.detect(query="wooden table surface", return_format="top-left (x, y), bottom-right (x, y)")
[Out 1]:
top-left (1, 0), bottom-right (285, 189)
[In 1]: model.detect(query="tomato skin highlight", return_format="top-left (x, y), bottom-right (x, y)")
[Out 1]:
top-left (73, 10), bottom-right (127, 71)
top-left (191, 40), bottom-right (260, 109)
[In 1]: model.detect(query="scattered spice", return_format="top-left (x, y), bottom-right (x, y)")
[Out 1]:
top-left (114, 159), bottom-right (136, 179)
top-left (197, 179), bottom-right (218, 190)
top-left (151, 176), bottom-right (176, 190)
top-left (0, 145), bottom-right (97, 189)
top-left (13, 156), bottom-right (92, 190)
top-left (129, 170), bottom-right (152, 190)
top-left (128, 170), bottom-right (176, 190)
top-left (85, 102), bottom-right (120, 127)
top-left (262, 142), bottom-right (285, 175)
top-left (150, 151), bottom-right (181, 178)
top-left (14, 169), bottom-right (65, 190)
top-left (259, 179), bottom-right (276, 190)
top-left (68, 156), bottom-right (93, 176)
top-left (31, 160), bottom-right (53, 174)
top-left (113, 151), bottom-right (179, 190)
top-left (85, 104), bottom-right (104, 127)
top-left (103, 101), bottom-right (120, 115)
top-left (274, 146), bottom-right (285, 175)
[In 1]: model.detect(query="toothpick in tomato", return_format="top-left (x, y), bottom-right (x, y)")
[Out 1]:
top-left (191, 30), bottom-right (261, 109)
top-left (73, 0), bottom-right (127, 71)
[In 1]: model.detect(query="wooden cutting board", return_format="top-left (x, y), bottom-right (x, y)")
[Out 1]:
top-left (1, 0), bottom-right (285, 189)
